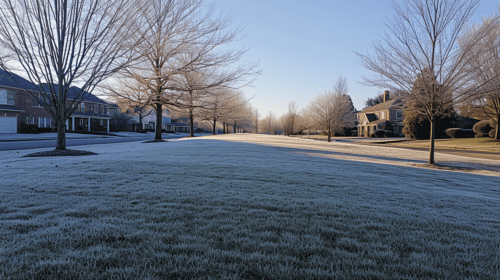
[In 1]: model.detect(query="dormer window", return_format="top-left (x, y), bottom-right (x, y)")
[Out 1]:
top-left (396, 110), bottom-right (403, 119)
top-left (81, 103), bottom-right (85, 112)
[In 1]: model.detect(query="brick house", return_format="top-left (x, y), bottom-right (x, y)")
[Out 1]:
top-left (0, 69), bottom-right (112, 133)
top-left (357, 91), bottom-right (405, 137)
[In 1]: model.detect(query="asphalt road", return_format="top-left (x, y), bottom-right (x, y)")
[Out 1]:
top-left (0, 135), bottom-right (153, 151)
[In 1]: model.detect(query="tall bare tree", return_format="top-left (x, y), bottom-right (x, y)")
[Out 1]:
top-left (0, 0), bottom-right (143, 150)
top-left (102, 79), bottom-right (153, 131)
top-left (462, 15), bottom-right (500, 139)
top-left (357, 0), bottom-right (499, 164)
top-left (283, 101), bottom-right (298, 136)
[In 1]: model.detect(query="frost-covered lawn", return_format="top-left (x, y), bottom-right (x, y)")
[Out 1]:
top-left (1, 134), bottom-right (499, 279)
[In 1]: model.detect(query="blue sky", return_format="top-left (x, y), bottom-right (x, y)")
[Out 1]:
top-left (212, 0), bottom-right (500, 118)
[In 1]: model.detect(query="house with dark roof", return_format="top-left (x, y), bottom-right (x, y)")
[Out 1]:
top-left (0, 69), bottom-right (41, 133)
top-left (0, 69), bottom-right (113, 133)
top-left (357, 91), bottom-right (405, 137)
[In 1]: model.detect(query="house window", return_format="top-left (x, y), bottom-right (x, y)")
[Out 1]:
top-left (380, 112), bottom-right (385, 119)
top-left (26, 115), bottom-right (34, 124)
top-left (45, 117), bottom-right (51, 128)
top-left (38, 117), bottom-right (44, 128)
top-left (81, 103), bottom-right (85, 112)
top-left (396, 110), bottom-right (403, 119)
top-left (32, 96), bottom-right (40, 107)
top-left (7, 91), bottom-right (15, 106)
top-left (94, 104), bottom-right (98, 113)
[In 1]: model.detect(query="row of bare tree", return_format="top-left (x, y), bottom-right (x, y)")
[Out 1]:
top-left (0, 0), bottom-right (258, 149)
top-left (258, 77), bottom-right (357, 142)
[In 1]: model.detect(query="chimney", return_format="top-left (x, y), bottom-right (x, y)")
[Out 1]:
top-left (383, 90), bottom-right (390, 103)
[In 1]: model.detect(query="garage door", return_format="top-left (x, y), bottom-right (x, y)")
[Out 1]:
top-left (0, 117), bottom-right (17, 133)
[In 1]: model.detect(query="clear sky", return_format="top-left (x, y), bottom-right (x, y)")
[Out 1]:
top-left (211, 0), bottom-right (500, 118)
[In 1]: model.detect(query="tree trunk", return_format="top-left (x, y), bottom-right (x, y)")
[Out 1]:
top-left (429, 116), bottom-right (436, 164)
top-left (496, 115), bottom-right (500, 140)
top-left (327, 126), bottom-right (331, 142)
top-left (233, 122), bottom-right (236, 133)
top-left (155, 103), bottom-right (162, 140)
top-left (189, 112), bottom-right (194, 137)
top-left (138, 114), bottom-right (143, 132)
top-left (212, 118), bottom-right (216, 135)
top-left (56, 119), bottom-right (66, 150)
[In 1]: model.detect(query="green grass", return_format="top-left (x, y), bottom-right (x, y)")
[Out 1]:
top-left (1, 138), bottom-right (499, 279)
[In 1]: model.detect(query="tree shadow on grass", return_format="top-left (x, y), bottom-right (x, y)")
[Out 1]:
top-left (23, 149), bottom-right (98, 157)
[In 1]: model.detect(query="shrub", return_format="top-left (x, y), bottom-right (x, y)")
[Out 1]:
top-left (371, 129), bottom-right (393, 138)
top-left (463, 129), bottom-right (475, 138)
top-left (473, 120), bottom-right (493, 135)
top-left (489, 129), bottom-right (497, 138)
top-left (19, 123), bottom-right (38, 134)
top-left (445, 128), bottom-right (464, 138)
top-left (475, 133), bottom-right (489, 138)
top-left (402, 110), bottom-right (454, 139)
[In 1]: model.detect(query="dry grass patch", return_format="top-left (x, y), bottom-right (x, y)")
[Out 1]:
top-left (385, 138), bottom-right (500, 153)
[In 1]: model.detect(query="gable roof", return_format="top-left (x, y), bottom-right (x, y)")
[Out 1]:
top-left (358, 98), bottom-right (404, 114)
top-left (0, 69), bottom-right (38, 91)
top-left (39, 84), bottom-right (110, 105)
top-left (365, 113), bottom-right (377, 122)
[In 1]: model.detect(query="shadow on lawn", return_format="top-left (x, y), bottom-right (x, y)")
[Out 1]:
top-left (197, 139), bottom-right (500, 175)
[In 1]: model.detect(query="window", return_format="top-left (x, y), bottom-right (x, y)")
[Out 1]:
top-left (45, 117), bottom-right (51, 128)
top-left (26, 115), bottom-right (34, 124)
top-left (380, 111), bottom-right (385, 119)
top-left (38, 117), bottom-right (44, 128)
top-left (396, 110), bottom-right (403, 119)
top-left (81, 103), bottom-right (85, 112)
top-left (32, 96), bottom-right (40, 107)
top-left (7, 91), bottom-right (15, 106)
top-left (94, 104), bottom-right (98, 113)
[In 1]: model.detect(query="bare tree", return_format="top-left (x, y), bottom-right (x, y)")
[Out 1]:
top-left (282, 101), bottom-right (298, 136)
top-left (0, 0), bottom-right (143, 150)
top-left (102, 79), bottom-right (153, 131)
top-left (254, 109), bottom-right (259, 133)
top-left (357, 0), bottom-right (499, 164)
top-left (259, 111), bottom-right (276, 135)
top-left (169, 47), bottom-right (258, 137)
top-left (307, 93), bottom-right (336, 142)
top-left (200, 87), bottom-right (237, 134)
top-left (462, 15), bottom-right (500, 139)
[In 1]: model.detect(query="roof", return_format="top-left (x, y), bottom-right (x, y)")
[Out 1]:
top-left (0, 69), bottom-right (38, 91)
top-left (40, 84), bottom-right (110, 105)
top-left (365, 113), bottom-right (377, 122)
top-left (369, 119), bottom-right (391, 125)
top-left (0, 105), bottom-right (23, 112)
top-left (358, 99), bottom-right (404, 114)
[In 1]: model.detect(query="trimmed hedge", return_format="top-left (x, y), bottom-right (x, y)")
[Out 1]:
top-left (473, 120), bottom-right (493, 135)
top-left (370, 129), bottom-right (394, 138)
top-left (463, 129), bottom-right (475, 138)
top-left (489, 129), bottom-right (497, 138)
top-left (445, 128), bottom-right (463, 138)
